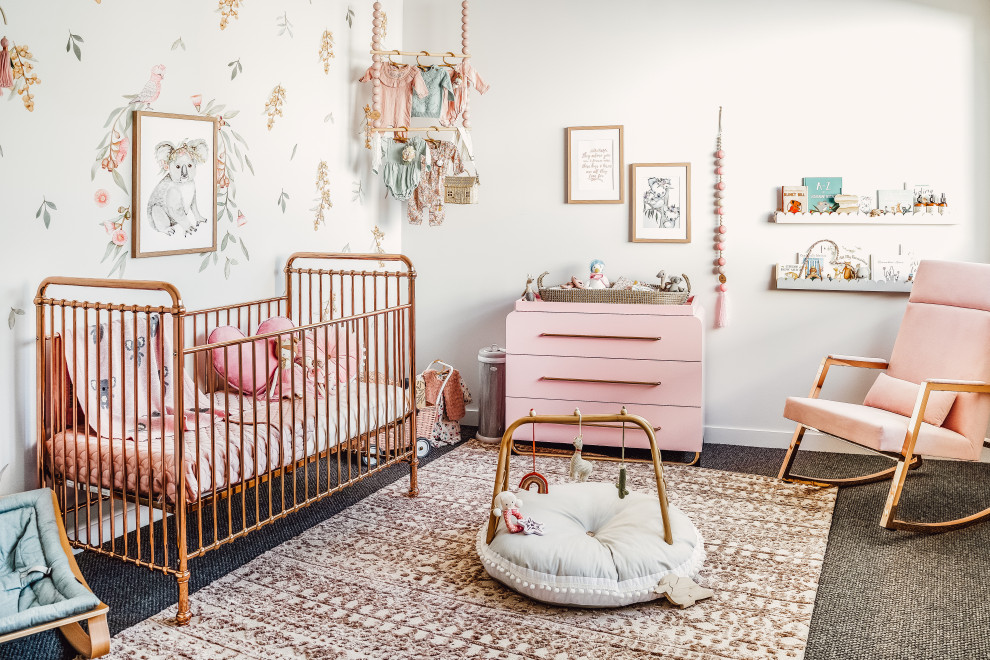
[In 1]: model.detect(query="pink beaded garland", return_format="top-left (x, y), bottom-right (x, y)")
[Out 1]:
top-left (715, 166), bottom-right (724, 175)
top-left (716, 182), bottom-right (726, 191)
top-left (716, 242), bottom-right (725, 250)
top-left (716, 208), bottom-right (725, 215)
top-left (716, 150), bottom-right (725, 159)
top-left (717, 257), bottom-right (726, 266)
top-left (719, 283), bottom-right (728, 292)
top-left (718, 225), bottom-right (727, 234)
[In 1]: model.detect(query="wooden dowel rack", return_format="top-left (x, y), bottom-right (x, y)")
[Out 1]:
top-left (368, 126), bottom-right (464, 133)
top-left (370, 49), bottom-right (470, 58)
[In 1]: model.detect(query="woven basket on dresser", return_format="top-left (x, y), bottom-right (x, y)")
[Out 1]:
top-left (536, 272), bottom-right (691, 305)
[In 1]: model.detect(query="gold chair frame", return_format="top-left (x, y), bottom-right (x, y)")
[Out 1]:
top-left (0, 491), bottom-right (110, 658)
top-left (778, 354), bottom-right (990, 532)
top-left (486, 408), bottom-right (673, 545)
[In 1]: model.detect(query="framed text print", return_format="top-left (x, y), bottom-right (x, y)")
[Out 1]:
top-left (565, 125), bottom-right (624, 203)
top-left (132, 111), bottom-right (218, 258)
top-left (630, 162), bottom-right (691, 243)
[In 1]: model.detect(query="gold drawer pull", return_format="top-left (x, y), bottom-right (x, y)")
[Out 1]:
top-left (540, 333), bottom-right (661, 341)
top-left (540, 376), bottom-right (661, 386)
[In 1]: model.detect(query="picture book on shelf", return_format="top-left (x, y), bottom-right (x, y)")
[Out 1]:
top-left (780, 186), bottom-right (808, 213)
top-left (803, 177), bottom-right (842, 211)
top-left (877, 189), bottom-right (914, 215)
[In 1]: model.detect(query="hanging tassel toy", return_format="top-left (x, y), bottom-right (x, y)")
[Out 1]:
top-left (616, 412), bottom-right (629, 498)
top-left (0, 37), bottom-right (14, 90)
top-left (518, 409), bottom-right (549, 493)
top-left (714, 106), bottom-right (729, 328)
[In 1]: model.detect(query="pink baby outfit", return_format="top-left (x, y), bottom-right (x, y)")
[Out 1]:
top-left (360, 63), bottom-right (428, 132)
top-left (408, 140), bottom-right (464, 226)
top-left (442, 61), bottom-right (489, 127)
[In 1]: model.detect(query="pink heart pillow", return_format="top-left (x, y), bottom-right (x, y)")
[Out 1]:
top-left (208, 317), bottom-right (295, 395)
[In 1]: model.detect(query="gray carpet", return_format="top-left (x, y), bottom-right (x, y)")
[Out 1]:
top-left (5, 434), bottom-right (990, 659)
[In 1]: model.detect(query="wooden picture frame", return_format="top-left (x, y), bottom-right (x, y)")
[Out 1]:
top-left (629, 162), bottom-right (691, 243)
top-left (565, 125), bottom-right (624, 204)
top-left (132, 111), bottom-right (218, 258)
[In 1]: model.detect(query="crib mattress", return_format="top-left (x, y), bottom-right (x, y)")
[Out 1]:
top-left (44, 384), bottom-right (409, 504)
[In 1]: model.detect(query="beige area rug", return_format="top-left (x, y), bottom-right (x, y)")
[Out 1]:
top-left (105, 441), bottom-right (836, 659)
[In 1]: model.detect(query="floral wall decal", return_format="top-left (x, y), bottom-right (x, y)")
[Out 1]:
top-left (312, 160), bottom-right (332, 229)
top-left (264, 84), bottom-right (285, 130)
top-left (8, 40), bottom-right (40, 112)
top-left (277, 188), bottom-right (289, 213)
top-left (276, 12), bottom-right (293, 38)
top-left (379, 10), bottom-right (388, 39)
top-left (198, 98), bottom-right (252, 278)
top-left (65, 31), bottom-right (83, 61)
top-left (171, 37), bottom-right (186, 51)
top-left (35, 198), bottom-right (56, 228)
top-left (345, 7), bottom-right (355, 28)
top-left (319, 30), bottom-right (335, 73)
top-left (228, 58), bottom-right (242, 80)
top-left (8, 308), bottom-right (24, 330)
top-left (371, 225), bottom-right (385, 266)
top-left (100, 206), bottom-right (130, 277)
top-left (218, 0), bottom-right (242, 30)
top-left (128, 64), bottom-right (165, 108)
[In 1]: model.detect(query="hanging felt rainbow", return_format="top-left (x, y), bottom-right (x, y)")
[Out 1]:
top-left (714, 107), bottom-right (728, 328)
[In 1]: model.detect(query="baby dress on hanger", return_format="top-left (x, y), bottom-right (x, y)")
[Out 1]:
top-left (373, 136), bottom-right (432, 202)
top-left (359, 62), bottom-right (428, 131)
top-left (408, 140), bottom-right (464, 226)
top-left (411, 65), bottom-right (453, 119)
top-left (442, 61), bottom-right (489, 126)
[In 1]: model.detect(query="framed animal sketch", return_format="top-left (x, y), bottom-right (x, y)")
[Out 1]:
top-left (132, 111), bottom-right (218, 258)
top-left (565, 125), bottom-right (624, 203)
top-left (629, 162), bottom-right (691, 243)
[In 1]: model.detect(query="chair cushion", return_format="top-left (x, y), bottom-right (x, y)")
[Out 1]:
top-left (476, 483), bottom-right (705, 607)
top-left (0, 489), bottom-right (100, 636)
top-left (784, 397), bottom-right (976, 460)
top-left (864, 373), bottom-right (957, 426)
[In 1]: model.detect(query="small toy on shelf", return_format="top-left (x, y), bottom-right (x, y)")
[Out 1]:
top-left (587, 259), bottom-right (609, 289)
top-left (521, 274), bottom-right (538, 301)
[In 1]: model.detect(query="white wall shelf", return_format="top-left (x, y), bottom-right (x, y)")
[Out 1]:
top-left (771, 211), bottom-right (955, 225)
top-left (774, 274), bottom-right (912, 293)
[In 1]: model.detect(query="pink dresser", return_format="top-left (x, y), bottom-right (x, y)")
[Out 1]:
top-left (505, 300), bottom-right (704, 452)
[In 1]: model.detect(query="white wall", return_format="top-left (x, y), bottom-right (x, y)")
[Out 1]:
top-left (0, 0), bottom-right (404, 494)
top-left (403, 0), bottom-right (990, 448)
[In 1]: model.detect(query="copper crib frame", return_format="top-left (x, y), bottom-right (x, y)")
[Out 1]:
top-left (35, 253), bottom-right (418, 625)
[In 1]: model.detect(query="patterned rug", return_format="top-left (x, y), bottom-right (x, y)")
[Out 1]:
top-left (105, 441), bottom-right (836, 659)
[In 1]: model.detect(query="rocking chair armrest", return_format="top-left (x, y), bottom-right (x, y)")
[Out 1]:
top-left (923, 378), bottom-right (990, 392)
top-left (824, 355), bottom-right (890, 369)
top-left (807, 355), bottom-right (889, 398)
top-left (899, 379), bottom-right (990, 457)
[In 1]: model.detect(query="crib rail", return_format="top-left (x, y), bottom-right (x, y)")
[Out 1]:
top-left (35, 253), bottom-right (417, 626)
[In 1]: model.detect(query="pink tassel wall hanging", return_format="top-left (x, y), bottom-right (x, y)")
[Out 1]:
top-left (0, 37), bottom-right (13, 89)
top-left (714, 106), bottom-right (729, 328)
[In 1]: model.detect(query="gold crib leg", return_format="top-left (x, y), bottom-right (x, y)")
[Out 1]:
top-left (408, 450), bottom-right (420, 497)
top-left (175, 571), bottom-right (191, 626)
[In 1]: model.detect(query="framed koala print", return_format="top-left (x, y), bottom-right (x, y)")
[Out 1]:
top-left (132, 111), bottom-right (218, 258)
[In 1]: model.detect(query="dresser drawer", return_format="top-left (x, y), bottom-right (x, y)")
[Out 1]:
top-left (505, 397), bottom-right (702, 452)
top-left (506, 354), bottom-right (701, 407)
top-left (506, 311), bottom-right (701, 361)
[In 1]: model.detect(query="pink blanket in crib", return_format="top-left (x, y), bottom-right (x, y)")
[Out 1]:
top-left (63, 314), bottom-right (219, 442)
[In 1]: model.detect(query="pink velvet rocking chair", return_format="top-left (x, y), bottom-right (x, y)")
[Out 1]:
top-left (779, 260), bottom-right (990, 532)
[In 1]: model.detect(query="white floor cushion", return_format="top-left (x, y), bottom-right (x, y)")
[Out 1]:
top-left (476, 482), bottom-right (705, 607)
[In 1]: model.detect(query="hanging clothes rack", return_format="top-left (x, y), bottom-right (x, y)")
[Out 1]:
top-left (368, 0), bottom-right (473, 132)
